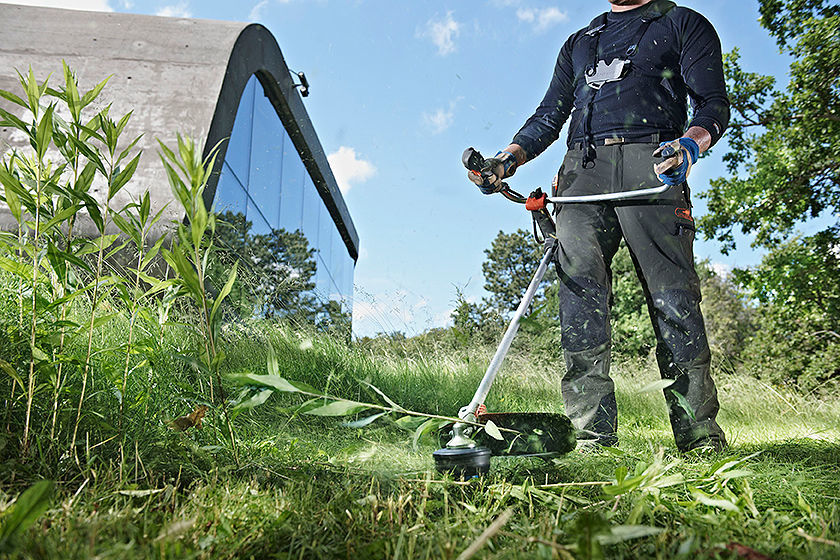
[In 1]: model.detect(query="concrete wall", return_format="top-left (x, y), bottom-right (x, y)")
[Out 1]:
top-left (0, 2), bottom-right (358, 259)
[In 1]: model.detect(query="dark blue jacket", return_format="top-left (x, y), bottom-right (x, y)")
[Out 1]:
top-left (511, 0), bottom-right (730, 158)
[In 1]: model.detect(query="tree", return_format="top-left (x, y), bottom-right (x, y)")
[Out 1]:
top-left (700, 0), bottom-right (840, 251)
top-left (697, 0), bottom-right (840, 387)
top-left (481, 229), bottom-right (557, 312)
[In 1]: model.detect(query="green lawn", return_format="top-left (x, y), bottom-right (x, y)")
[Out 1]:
top-left (3, 324), bottom-right (839, 559)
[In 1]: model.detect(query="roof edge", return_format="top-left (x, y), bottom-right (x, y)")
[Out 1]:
top-left (203, 23), bottom-right (359, 261)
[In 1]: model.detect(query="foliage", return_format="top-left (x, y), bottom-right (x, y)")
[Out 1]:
top-left (734, 231), bottom-right (840, 390)
top-left (481, 228), bottom-right (556, 312)
top-left (700, 0), bottom-right (840, 250)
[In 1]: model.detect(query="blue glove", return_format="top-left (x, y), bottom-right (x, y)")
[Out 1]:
top-left (467, 151), bottom-right (518, 195)
top-left (653, 137), bottom-right (700, 186)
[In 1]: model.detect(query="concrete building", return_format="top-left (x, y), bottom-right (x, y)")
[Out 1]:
top-left (0, 3), bottom-right (358, 321)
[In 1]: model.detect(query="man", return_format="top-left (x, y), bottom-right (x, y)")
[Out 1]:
top-left (469, 0), bottom-right (728, 451)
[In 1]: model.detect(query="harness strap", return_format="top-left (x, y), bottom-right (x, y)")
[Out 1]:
top-left (578, 4), bottom-right (674, 168)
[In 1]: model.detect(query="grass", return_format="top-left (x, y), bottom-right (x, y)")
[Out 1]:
top-left (3, 317), bottom-right (839, 560)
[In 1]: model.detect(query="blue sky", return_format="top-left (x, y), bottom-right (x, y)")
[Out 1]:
top-left (10, 0), bottom-right (795, 337)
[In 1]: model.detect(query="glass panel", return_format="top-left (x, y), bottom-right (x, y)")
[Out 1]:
top-left (214, 162), bottom-right (247, 215)
top-left (317, 204), bottom-right (333, 272)
top-left (246, 194), bottom-right (272, 236)
top-left (315, 254), bottom-right (332, 303)
top-left (224, 76), bottom-right (255, 186)
top-left (330, 226), bottom-right (347, 296)
top-left (248, 88), bottom-right (283, 229)
top-left (279, 141), bottom-right (305, 233)
top-left (301, 174), bottom-right (320, 249)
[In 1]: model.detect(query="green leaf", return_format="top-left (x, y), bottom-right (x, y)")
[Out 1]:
top-left (597, 525), bottom-right (664, 546)
top-left (108, 152), bottom-right (140, 200)
top-left (638, 379), bottom-right (675, 393)
top-left (483, 419), bottom-right (504, 441)
top-left (0, 480), bottom-right (53, 544)
top-left (230, 372), bottom-right (303, 394)
top-left (79, 75), bottom-right (110, 109)
top-left (233, 389), bottom-right (273, 410)
top-left (305, 400), bottom-right (368, 417)
top-left (0, 256), bottom-right (33, 279)
top-left (0, 88), bottom-right (28, 110)
top-left (412, 418), bottom-right (446, 450)
top-left (669, 389), bottom-right (697, 421)
top-left (35, 105), bottom-right (54, 161)
top-left (209, 261), bottom-right (237, 328)
top-left (342, 412), bottom-right (389, 428)
top-left (0, 359), bottom-right (23, 390)
top-left (691, 488), bottom-right (740, 512)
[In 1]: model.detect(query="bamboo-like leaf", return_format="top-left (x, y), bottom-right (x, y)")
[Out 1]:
top-left (306, 400), bottom-right (368, 417)
top-left (0, 165), bottom-right (23, 222)
top-left (0, 107), bottom-right (32, 136)
top-left (61, 60), bottom-right (80, 121)
top-left (0, 88), bottom-right (27, 110)
top-left (343, 412), bottom-right (389, 429)
top-left (0, 480), bottom-right (53, 544)
top-left (230, 372), bottom-right (305, 394)
top-left (35, 105), bottom-right (54, 161)
top-left (79, 75), bottom-right (111, 109)
top-left (0, 358), bottom-right (23, 390)
top-left (209, 262), bottom-right (237, 328)
top-left (233, 389), bottom-right (272, 410)
top-left (0, 256), bottom-right (32, 279)
top-left (20, 67), bottom-right (40, 119)
top-left (109, 152), bottom-right (140, 200)
top-left (111, 212), bottom-right (141, 247)
top-left (115, 134), bottom-right (143, 167)
top-left (360, 380), bottom-right (404, 411)
top-left (43, 204), bottom-right (79, 233)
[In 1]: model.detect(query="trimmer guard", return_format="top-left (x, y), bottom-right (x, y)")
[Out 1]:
top-left (442, 413), bottom-right (577, 458)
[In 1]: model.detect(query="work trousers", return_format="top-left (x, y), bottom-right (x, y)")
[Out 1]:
top-left (554, 142), bottom-right (726, 451)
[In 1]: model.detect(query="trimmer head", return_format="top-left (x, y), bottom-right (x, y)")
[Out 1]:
top-left (473, 412), bottom-right (577, 457)
top-left (432, 446), bottom-right (491, 478)
top-left (438, 412), bottom-right (577, 460)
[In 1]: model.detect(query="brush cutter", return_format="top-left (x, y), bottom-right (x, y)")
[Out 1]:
top-left (433, 148), bottom-right (672, 478)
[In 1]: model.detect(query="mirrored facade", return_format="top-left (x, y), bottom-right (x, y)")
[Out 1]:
top-left (213, 75), bottom-right (354, 328)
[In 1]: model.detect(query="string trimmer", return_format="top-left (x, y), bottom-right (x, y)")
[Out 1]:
top-left (433, 148), bottom-right (671, 477)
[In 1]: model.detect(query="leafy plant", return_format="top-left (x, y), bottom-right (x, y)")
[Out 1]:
top-left (159, 134), bottom-right (239, 461)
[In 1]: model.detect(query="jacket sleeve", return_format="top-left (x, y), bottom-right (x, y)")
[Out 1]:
top-left (678, 11), bottom-right (730, 146)
top-left (511, 35), bottom-right (577, 160)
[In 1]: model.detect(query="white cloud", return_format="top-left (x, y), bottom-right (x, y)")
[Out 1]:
top-left (327, 146), bottom-right (376, 194)
top-left (423, 107), bottom-right (454, 135)
top-left (423, 99), bottom-right (460, 135)
top-left (418, 12), bottom-right (460, 56)
top-left (516, 7), bottom-right (568, 33)
top-left (3, 0), bottom-right (113, 10)
top-left (249, 0), bottom-right (268, 20)
top-left (156, 2), bottom-right (191, 17)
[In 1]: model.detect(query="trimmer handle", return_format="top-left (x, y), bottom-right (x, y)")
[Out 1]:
top-left (462, 147), bottom-right (527, 204)
top-left (462, 147), bottom-right (486, 175)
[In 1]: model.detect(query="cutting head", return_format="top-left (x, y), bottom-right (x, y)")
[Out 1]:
top-left (441, 412), bottom-right (577, 458)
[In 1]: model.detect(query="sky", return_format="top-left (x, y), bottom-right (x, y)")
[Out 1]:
top-left (3, 0), bottom-right (798, 337)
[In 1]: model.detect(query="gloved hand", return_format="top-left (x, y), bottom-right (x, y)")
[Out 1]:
top-left (652, 137), bottom-right (700, 186)
top-left (468, 151), bottom-right (518, 195)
